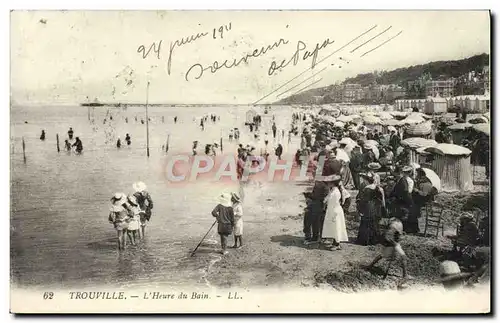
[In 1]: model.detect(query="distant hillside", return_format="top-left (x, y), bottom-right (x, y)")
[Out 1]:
top-left (343, 53), bottom-right (489, 86)
top-left (275, 53), bottom-right (489, 105)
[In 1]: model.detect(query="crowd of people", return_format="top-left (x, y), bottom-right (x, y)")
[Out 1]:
top-left (294, 109), bottom-right (490, 286)
top-left (40, 127), bottom-right (84, 154)
top-left (87, 105), bottom-right (488, 288)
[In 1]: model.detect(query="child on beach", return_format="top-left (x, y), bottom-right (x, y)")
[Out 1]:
top-left (211, 193), bottom-right (235, 255)
top-left (125, 194), bottom-right (141, 245)
top-left (108, 193), bottom-right (131, 251)
top-left (132, 182), bottom-right (153, 238)
top-left (231, 192), bottom-right (244, 249)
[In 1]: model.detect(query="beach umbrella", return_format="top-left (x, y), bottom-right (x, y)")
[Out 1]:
top-left (323, 115), bottom-right (336, 123)
top-left (405, 121), bottom-right (433, 136)
top-left (421, 167), bottom-right (441, 192)
top-left (340, 137), bottom-right (357, 147)
top-left (337, 115), bottom-right (352, 123)
top-left (363, 115), bottom-right (382, 125)
top-left (333, 121), bottom-right (345, 128)
top-left (401, 137), bottom-right (438, 150)
top-left (390, 111), bottom-right (408, 118)
top-left (378, 112), bottom-right (394, 120)
top-left (407, 112), bottom-right (432, 120)
top-left (383, 119), bottom-right (402, 127)
top-left (469, 116), bottom-right (489, 124)
top-left (448, 123), bottom-right (473, 131)
top-left (401, 116), bottom-right (426, 125)
top-left (424, 143), bottom-right (472, 156)
top-left (472, 123), bottom-right (490, 137)
top-left (361, 111), bottom-right (376, 117)
top-left (365, 139), bottom-right (379, 147)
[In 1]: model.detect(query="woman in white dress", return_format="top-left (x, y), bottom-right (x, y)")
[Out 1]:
top-left (323, 175), bottom-right (349, 250)
top-left (231, 192), bottom-right (244, 249)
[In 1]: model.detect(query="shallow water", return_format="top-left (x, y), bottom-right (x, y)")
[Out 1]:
top-left (10, 104), bottom-right (301, 288)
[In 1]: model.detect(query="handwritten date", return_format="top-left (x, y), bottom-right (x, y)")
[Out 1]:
top-left (137, 22), bottom-right (232, 75)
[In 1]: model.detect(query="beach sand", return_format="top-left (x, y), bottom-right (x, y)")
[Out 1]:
top-left (203, 176), bottom-right (489, 292)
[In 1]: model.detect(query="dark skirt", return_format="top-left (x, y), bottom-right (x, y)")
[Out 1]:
top-left (357, 214), bottom-right (380, 245)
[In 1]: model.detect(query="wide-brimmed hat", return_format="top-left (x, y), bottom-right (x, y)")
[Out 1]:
top-left (111, 192), bottom-right (127, 205)
top-left (439, 261), bottom-right (473, 282)
top-left (324, 174), bottom-right (342, 182)
top-left (218, 193), bottom-right (232, 207)
top-left (388, 126), bottom-right (397, 132)
top-left (363, 143), bottom-right (374, 150)
top-left (402, 166), bottom-right (413, 173)
top-left (459, 212), bottom-right (474, 222)
top-left (368, 162), bottom-right (381, 170)
top-left (360, 172), bottom-right (374, 179)
top-left (127, 194), bottom-right (138, 206)
top-left (132, 181), bottom-right (147, 192)
top-left (231, 192), bottom-right (241, 203)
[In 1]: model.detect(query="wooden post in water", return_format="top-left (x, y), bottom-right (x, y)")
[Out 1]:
top-left (22, 137), bottom-right (26, 163)
top-left (56, 134), bottom-right (60, 153)
top-left (87, 106), bottom-right (90, 121)
top-left (165, 134), bottom-right (170, 153)
top-left (220, 129), bottom-right (223, 153)
top-left (146, 81), bottom-right (150, 158)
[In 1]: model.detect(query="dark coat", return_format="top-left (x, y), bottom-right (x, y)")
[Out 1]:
top-left (212, 204), bottom-right (235, 235)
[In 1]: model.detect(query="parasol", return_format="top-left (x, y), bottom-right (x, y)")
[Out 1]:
top-left (421, 167), bottom-right (441, 192)
top-left (337, 115), bottom-right (352, 123)
top-left (469, 117), bottom-right (488, 124)
top-left (365, 139), bottom-right (379, 147)
top-left (363, 115), bottom-right (382, 125)
top-left (378, 112), bottom-right (394, 120)
top-left (472, 123), bottom-right (490, 137)
top-left (334, 121), bottom-right (345, 128)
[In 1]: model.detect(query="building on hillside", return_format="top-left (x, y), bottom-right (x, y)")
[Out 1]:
top-left (342, 84), bottom-right (364, 102)
top-left (483, 66), bottom-right (490, 94)
top-left (312, 96), bottom-right (323, 104)
top-left (425, 79), bottom-right (455, 97)
top-left (386, 85), bottom-right (407, 100)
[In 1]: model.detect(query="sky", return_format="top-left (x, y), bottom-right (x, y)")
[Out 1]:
top-left (10, 10), bottom-right (490, 105)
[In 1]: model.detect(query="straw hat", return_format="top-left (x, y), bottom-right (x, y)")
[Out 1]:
top-left (439, 261), bottom-right (472, 282)
top-left (388, 126), bottom-right (397, 132)
top-left (402, 166), bottom-right (413, 173)
top-left (218, 193), bottom-right (232, 207)
top-left (132, 181), bottom-right (147, 192)
top-left (231, 192), bottom-right (241, 203)
top-left (339, 138), bottom-right (350, 145)
top-left (368, 162), bottom-right (381, 170)
top-left (324, 174), bottom-right (342, 182)
top-left (111, 192), bottom-right (127, 205)
top-left (363, 143), bottom-right (373, 150)
top-left (459, 212), bottom-right (474, 222)
top-left (127, 194), bottom-right (138, 206)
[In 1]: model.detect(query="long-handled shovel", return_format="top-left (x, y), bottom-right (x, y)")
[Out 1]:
top-left (190, 220), bottom-right (217, 257)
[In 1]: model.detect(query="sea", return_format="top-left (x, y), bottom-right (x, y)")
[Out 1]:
top-left (10, 104), bottom-right (302, 289)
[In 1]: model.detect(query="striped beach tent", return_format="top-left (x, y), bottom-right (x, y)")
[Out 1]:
top-left (401, 137), bottom-right (438, 165)
top-left (424, 144), bottom-right (473, 192)
top-left (405, 121), bottom-right (433, 138)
